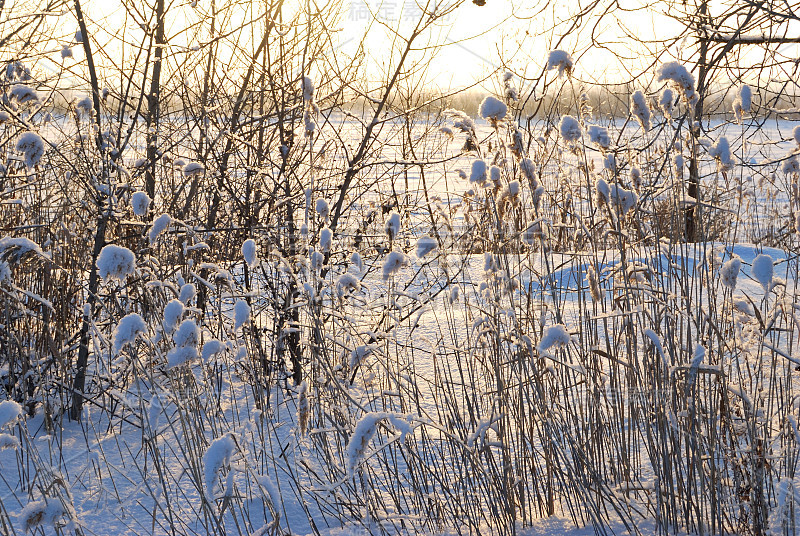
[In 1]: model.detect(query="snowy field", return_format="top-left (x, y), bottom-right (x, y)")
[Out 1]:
top-left (4, 21), bottom-right (800, 534)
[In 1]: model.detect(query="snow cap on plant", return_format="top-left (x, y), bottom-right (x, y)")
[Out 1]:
top-left (547, 50), bottom-right (573, 77)
top-left (469, 159), bottom-right (487, 185)
top-left (75, 95), bottom-right (93, 116)
top-left (179, 283), bottom-right (196, 305)
top-left (720, 254), bottom-right (741, 289)
top-left (793, 125), bottom-right (800, 146)
top-left (385, 212), bottom-right (401, 241)
top-left (503, 72), bottom-right (518, 102)
top-left (382, 250), bottom-right (409, 280)
top-left (315, 198), bottom-right (330, 221)
top-left (659, 88), bottom-right (675, 118)
top-left (0, 400), bottom-right (23, 429)
top-left (242, 238), bottom-right (258, 267)
top-left (630, 90), bottom-right (651, 131)
top-left (183, 161), bottom-right (205, 178)
top-left (97, 244), bottom-right (135, 281)
top-left (586, 264), bottom-right (601, 302)
top-left (301, 76), bottom-right (315, 102)
top-left (708, 136), bottom-right (734, 172)
top-left (415, 236), bottom-right (438, 258)
top-left (782, 154), bottom-right (800, 175)
top-left (559, 115), bottom-right (581, 144)
top-left (162, 299), bottom-right (184, 333)
top-left (131, 191), bottom-right (151, 216)
top-left (167, 318), bottom-right (200, 368)
top-left (479, 95), bottom-right (507, 123)
top-left (538, 324), bottom-right (571, 354)
top-left (587, 125), bottom-right (611, 150)
top-left (10, 84), bottom-right (39, 106)
top-left (751, 253), bottom-right (774, 292)
top-left (336, 273), bottom-right (361, 297)
top-left (234, 299), bottom-right (250, 330)
top-left (18, 499), bottom-right (67, 533)
top-left (203, 433), bottom-right (237, 498)
top-left (733, 85), bottom-right (752, 122)
top-left (15, 131), bottom-right (45, 168)
top-left (319, 227), bottom-right (333, 253)
top-left (148, 213), bottom-right (172, 243)
top-left (113, 313), bottom-right (147, 355)
top-left (657, 62), bottom-right (697, 104)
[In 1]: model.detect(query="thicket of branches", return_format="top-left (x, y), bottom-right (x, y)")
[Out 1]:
top-left (2, 0), bottom-right (800, 535)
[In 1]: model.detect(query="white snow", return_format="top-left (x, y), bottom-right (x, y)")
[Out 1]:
top-left (15, 131), bottom-right (45, 168)
top-left (478, 95), bottom-right (507, 121)
top-left (538, 324), bottom-right (571, 354)
top-left (162, 299), bottom-right (184, 333)
top-left (630, 89), bottom-right (651, 130)
top-left (179, 282), bottom-right (197, 304)
top-left (202, 339), bottom-right (225, 362)
top-left (113, 312), bottom-right (147, 354)
top-left (336, 273), bottom-right (361, 297)
top-left (203, 434), bottom-right (237, 498)
top-left (382, 250), bottom-right (409, 280)
top-left (385, 212), bottom-right (401, 241)
top-left (415, 236), bottom-right (438, 258)
top-left (301, 76), bottom-right (315, 102)
top-left (131, 191), bottom-right (151, 216)
top-left (17, 498), bottom-right (66, 533)
top-left (0, 433), bottom-right (19, 450)
top-left (587, 124), bottom-right (611, 149)
top-left (559, 115), bottom-right (581, 143)
top-left (751, 253), bottom-right (774, 291)
top-left (315, 198), bottom-right (330, 221)
top-left (242, 238), bottom-right (258, 267)
top-left (708, 136), bottom-right (734, 171)
top-left (183, 161), bottom-right (205, 178)
top-left (657, 61), bottom-right (697, 102)
top-left (733, 84), bottom-right (752, 121)
top-left (547, 50), bottom-right (573, 77)
top-left (720, 255), bottom-right (741, 289)
top-left (319, 227), bottom-right (333, 253)
top-left (167, 319), bottom-right (200, 368)
top-left (96, 244), bottom-right (136, 281)
top-left (469, 159), bottom-right (487, 185)
top-left (234, 299), bottom-right (250, 330)
top-left (148, 213), bottom-right (172, 244)
top-left (0, 400), bottom-right (22, 429)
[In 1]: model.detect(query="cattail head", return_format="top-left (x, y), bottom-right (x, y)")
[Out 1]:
top-left (733, 85), bottom-right (752, 122)
top-left (468, 159), bottom-right (487, 187)
top-left (15, 131), bottom-right (45, 168)
top-left (559, 115), bottom-right (582, 144)
top-left (586, 264), bottom-right (601, 302)
top-left (385, 212), bottom-right (401, 241)
top-left (630, 90), bottom-right (651, 131)
top-left (298, 381), bottom-right (309, 436)
top-left (719, 255), bottom-right (741, 289)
